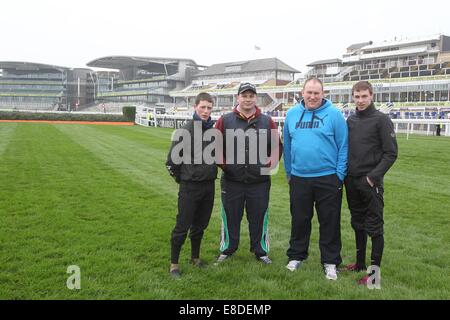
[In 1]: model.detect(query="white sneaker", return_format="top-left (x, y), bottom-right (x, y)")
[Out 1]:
top-left (286, 260), bottom-right (302, 271)
top-left (257, 256), bottom-right (273, 265)
top-left (214, 254), bottom-right (229, 265)
top-left (324, 263), bottom-right (338, 280)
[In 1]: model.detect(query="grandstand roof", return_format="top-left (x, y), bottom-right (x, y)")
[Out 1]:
top-left (0, 61), bottom-right (69, 71)
top-left (86, 56), bottom-right (198, 71)
top-left (347, 41), bottom-right (373, 51)
top-left (307, 58), bottom-right (342, 67)
top-left (196, 58), bottom-right (300, 76)
top-left (361, 34), bottom-right (441, 51)
top-left (359, 46), bottom-right (431, 60)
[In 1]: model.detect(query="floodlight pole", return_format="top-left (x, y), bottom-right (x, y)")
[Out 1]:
top-left (77, 77), bottom-right (80, 108)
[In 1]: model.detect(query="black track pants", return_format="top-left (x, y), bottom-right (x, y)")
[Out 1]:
top-left (219, 178), bottom-right (271, 258)
top-left (344, 176), bottom-right (384, 237)
top-left (170, 181), bottom-right (215, 264)
top-left (287, 174), bottom-right (343, 265)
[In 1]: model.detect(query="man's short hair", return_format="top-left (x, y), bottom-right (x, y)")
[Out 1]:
top-left (195, 92), bottom-right (214, 105)
top-left (352, 81), bottom-right (373, 95)
top-left (302, 76), bottom-right (324, 91)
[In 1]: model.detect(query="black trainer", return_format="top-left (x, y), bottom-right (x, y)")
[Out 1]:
top-left (191, 259), bottom-right (207, 268)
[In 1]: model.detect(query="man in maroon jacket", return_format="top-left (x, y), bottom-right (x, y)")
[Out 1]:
top-left (214, 83), bottom-right (282, 265)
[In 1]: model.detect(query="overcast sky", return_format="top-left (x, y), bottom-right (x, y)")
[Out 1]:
top-left (2, 0), bottom-right (449, 74)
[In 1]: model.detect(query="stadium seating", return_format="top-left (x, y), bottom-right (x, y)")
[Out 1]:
top-left (342, 63), bottom-right (448, 81)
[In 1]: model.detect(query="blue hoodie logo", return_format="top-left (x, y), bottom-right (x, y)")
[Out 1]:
top-left (296, 114), bottom-right (328, 129)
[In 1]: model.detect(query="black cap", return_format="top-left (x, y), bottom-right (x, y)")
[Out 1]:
top-left (237, 82), bottom-right (257, 95)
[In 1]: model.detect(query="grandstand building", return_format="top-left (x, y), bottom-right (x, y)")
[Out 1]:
top-left (170, 57), bottom-right (300, 113)
top-left (93, 70), bottom-right (119, 97)
top-left (169, 35), bottom-right (450, 119)
top-left (68, 68), bottom-right (96, 109)
top-left (0, 61), bottom-right (94, 110)
top-left (0, 61), bottom-right (95, 111)
top-left (86, 56), bottom-right (200, 111)
top-left (304, 34), bottom-right (450, 118)
top-left (307, 35), bottom-right (450, 82)
top-left (2, 34), bottom-right (450, 120)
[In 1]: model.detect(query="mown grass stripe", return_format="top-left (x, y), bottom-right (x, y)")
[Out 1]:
top-left (0, 123), bottom-right (17, 156)
top-left (54, 124), bottom-right (176, 197)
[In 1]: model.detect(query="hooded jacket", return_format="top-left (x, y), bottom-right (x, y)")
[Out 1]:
top-left (283, 99), bottom-right (348, 181)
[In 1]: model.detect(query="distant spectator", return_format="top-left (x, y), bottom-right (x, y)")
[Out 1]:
top-left (436, 116), bottom-right (443, 136)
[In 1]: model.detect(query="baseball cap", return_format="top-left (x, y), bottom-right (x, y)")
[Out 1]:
top-left (237, 82), bottom-right (257, 95)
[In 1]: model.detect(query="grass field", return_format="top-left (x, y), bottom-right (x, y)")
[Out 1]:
top-left (0, 122), bottom-right (449, 299)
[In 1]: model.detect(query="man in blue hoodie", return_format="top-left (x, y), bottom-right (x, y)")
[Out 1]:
top-left (283, 77), bottom-right (348, 280)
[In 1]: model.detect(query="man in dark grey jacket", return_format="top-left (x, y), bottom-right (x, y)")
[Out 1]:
top-left (166, 92), bottom-right (217, 279)
top-left (344, 81), bottom-right (398, 286)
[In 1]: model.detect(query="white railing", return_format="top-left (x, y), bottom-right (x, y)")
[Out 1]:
top-left (135, 113), bottom-right (221, 129)
top-left (391, 119), bottom-right (450, 138)
top-left (135, 113), bottom-right (450, 137)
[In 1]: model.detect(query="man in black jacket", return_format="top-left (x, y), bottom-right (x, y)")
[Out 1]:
top-left (166, 92), bottom-right (217, 279)
top-left (344, 81), bottom-right (398, 285)
top-left (214, 83), bottom-right (282, 265)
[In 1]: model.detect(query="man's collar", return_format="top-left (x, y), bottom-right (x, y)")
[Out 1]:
top-left (356, 103), bottom-right (376, 116)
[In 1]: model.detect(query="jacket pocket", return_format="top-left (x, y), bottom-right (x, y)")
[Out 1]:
top-left (362, 176), bottom-right (374, 189)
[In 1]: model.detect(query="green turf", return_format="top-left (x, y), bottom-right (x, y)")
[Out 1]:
top-left (0, 123), bottom-right (449, 299)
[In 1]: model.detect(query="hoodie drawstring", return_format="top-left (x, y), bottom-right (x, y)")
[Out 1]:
top-left (310, 111), bottom-right (315, 129)
top-left (296, 109), bottom-right (306, 129)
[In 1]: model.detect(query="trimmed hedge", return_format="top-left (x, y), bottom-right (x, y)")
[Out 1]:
top-left (0, 111), bottom-right (131, 122)
top-left (122, 106), bottom-right (136, 121)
